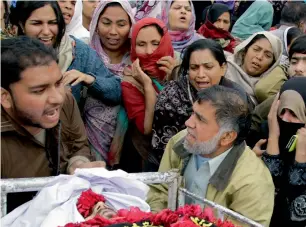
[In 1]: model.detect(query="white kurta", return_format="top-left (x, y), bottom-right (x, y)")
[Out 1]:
top-left (2, 168), bottom-right (150, 227)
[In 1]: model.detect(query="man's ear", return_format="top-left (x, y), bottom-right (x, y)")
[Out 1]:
top-left (220, 131), bottom-right (237, 147)
top-left (1, 88), bottom-right (13, 109)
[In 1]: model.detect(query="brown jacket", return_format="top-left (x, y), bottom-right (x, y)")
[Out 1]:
top-left (1, 92), bottom-right (93, 178)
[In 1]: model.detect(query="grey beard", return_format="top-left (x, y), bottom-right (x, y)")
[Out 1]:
top-left (183, 129), bottom-right (226, 156)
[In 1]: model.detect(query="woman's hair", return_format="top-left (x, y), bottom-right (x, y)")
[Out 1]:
top-left (9, 1), bottom-right (65, 49)
top-left (2, 1), bottom-right (10, 29)
top-left (244, 34), bottom-right (266, 53)
top-left (178, 39), bottom-right (226, 77)
top-left (98, 2), bottom-right (132, 25)
top-left (139, 24), bottom-right (164, 37)
top-left (289, 34), bottom-right (306, 61)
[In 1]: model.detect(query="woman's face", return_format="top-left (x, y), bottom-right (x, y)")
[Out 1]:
top-left (135, 26), bottom-right (162, 55)
top-left (97, 5), bottom-right (131, 52)
top-left (189, 49), bottom-right (226, 91)
top-left (83, 0), bottom-right (99, 21)
top-left (24, 4), bottom-right (59, 47)
top-left (241, 38), bottom-right (274, 77)
top-left (213, 12), bottom-right (231, 31)
top-left (168, 1), bottom-right (192, 31)
top-left (279, 108), bottom-right (304, 123)
top-left (57, 0), bottom-right (76, 25)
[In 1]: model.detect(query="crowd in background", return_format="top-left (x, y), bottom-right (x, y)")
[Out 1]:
top-left (1, 0), bottom-right (306, 226)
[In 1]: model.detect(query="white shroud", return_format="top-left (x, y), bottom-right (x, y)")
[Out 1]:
top-left (2, 168), bottom-right (150, 227)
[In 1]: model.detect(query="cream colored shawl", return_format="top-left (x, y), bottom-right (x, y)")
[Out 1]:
top-left (58, 34), bottom-right (74, 73)
top-left (225, 31), bottom-right (283, 105)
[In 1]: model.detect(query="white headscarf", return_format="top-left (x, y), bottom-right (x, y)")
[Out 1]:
top-left (66, 0), bottom-right (89, 40)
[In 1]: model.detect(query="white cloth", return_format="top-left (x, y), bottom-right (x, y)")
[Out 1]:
top-left (66, 0), bottom-right (89, 39)
top-left (2, 168), bottom-right (150, 227)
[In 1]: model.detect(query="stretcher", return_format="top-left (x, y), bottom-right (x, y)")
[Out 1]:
top-left (1, 170), bottom-right (263, 227)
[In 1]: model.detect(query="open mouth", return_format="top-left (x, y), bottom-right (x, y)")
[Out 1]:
top-left (179, 16), bottom-right (187, 22)
top-left (196, 81), bottom-right (210, 88)
top-left (44, 108), bottom-right (60, 122)
top-left (107, 38), bottom-right (120, 45)
top-left (39, 37), bottom-right (53, 45)
top-left (63, 13), bottom-right (71, 18)
top-left (251, 62), bottom-right (260, 69)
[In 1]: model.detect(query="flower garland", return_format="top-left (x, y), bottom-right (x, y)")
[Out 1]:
top-left (76, 189), bottom-right (106, 218)
top-left (63, 190), bottom-right (240, 227)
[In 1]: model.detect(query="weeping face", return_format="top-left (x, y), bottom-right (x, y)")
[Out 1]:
top-left (23, 4), bottom-right (59, 47)
top-left (241, 38), bottom-right (274, 77)
top-left (188, 49), bottom-right (226, 91)
top-left (168, 0), bottom-right (192, 31)
top-left (135, 25), bottom-right (162, 56)
top-left (57, 0), bottom-right (76, 25)
top-left (97, 5), bottom-right (131, 52)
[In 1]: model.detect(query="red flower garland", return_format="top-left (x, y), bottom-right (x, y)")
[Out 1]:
top-left (76, 189), bottom-right (106, 218)
top-left (64, 190), bottom-right (241, 227)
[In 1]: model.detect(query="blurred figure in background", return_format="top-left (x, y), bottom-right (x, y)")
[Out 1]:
top-left (232, 0), bottom-right (273, 41)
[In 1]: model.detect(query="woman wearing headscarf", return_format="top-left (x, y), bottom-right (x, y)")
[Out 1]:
top-left (83, 0), bottom-right (135, 165)
top-left (149, 39), bottom-right (247, 171)
top-left (65, 0), bottom-right (89, 40)
top-left (254, 27), bottom-right (302, 103)
top-left (252, 77), bottom-right (306, 227)
top-left (57, 0), bottom-right (89, 40)
top-left (120, 18), bottom-right (174, 172)
top-left (231, 0), bottom-right (274, 41)
top-left (89, 0), bottom-right (135, 76)
top-left (225, 31), bottom-right (283, 105)
top-left (197, 3), bottom-right (236, 53)
top-left (159, 0), bottom-right (203, 55)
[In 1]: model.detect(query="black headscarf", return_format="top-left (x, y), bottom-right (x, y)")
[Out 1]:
top-left (278, 77), bottom-right (306, 159)
top-left (201, 3), bottom-right (231, 25)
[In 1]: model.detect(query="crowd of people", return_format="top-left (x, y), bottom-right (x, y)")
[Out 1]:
top-left (1, 0), bottom-right (306, 227)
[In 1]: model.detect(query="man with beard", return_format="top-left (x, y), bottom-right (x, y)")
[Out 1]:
top-left (1, 36), bottom-right (105, 211)
top-left (147, 86), bottom-right (275, 227)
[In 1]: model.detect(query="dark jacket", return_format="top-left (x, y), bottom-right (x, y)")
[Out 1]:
top-left (1, 92), bottom-right (93, 178)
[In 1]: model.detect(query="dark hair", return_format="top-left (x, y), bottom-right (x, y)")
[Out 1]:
top-left (280, 2), bottom-right (306, 26)
top-left (197, 85), bottom-right (252, 145)
top-left (286, 27), bottom-right (302, 47)
top-left (1, 36), bottom-right (58, 90)
top-left (202, 3), bottom-right (231, 25)
top-left (9, 1), bottom-right (65, 49)
top-left (98, 2), bottom-right (132, 25)
top-left (178, 39), bottom-right (226, 77)
top-left (140, 24), bottom-right (164, 37)
top-left (2, 1), bottom-right (10, 28)
top-left (244, 34), bottom-right (266, 53)
top-left (289, 34), bottom-right (306, 61)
